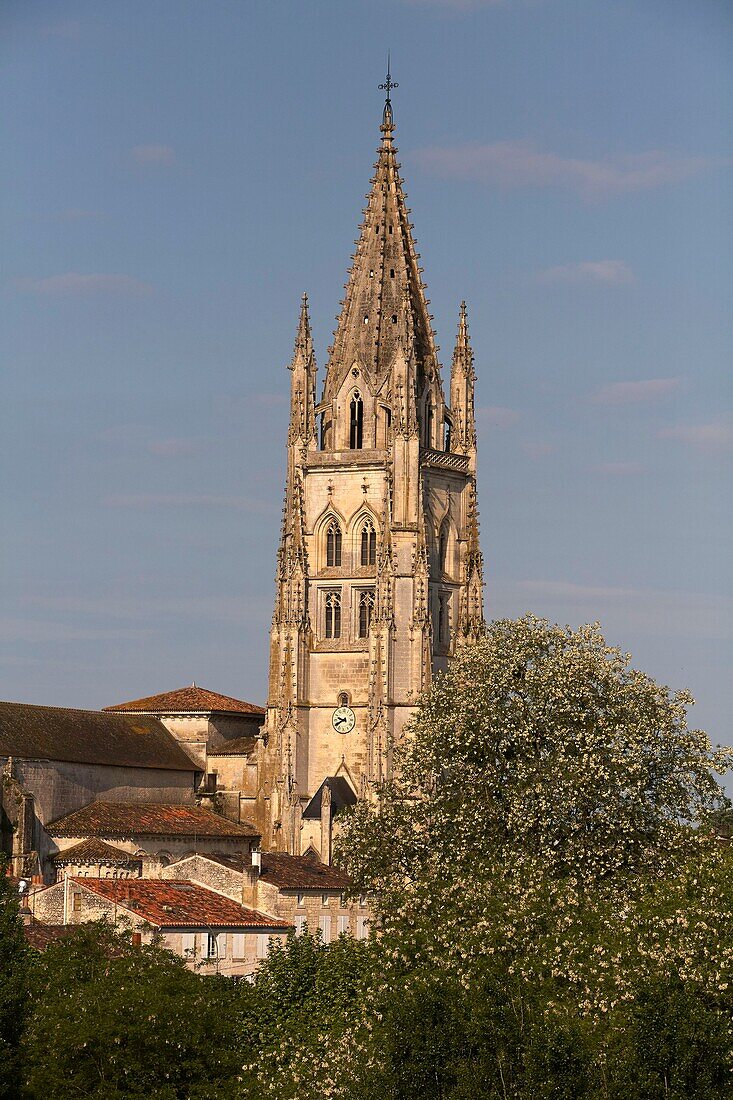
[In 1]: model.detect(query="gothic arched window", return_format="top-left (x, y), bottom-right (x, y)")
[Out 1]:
top-left (360, 519), bottom-right (376, 566)
top-left (325, 591), bottom-right (341, 639)
top-left (438, 593), bottom-right (449, 645)
top-left (326, 520), bottom-right (342, 567)
top-left (444, 415), bottom-right (452, 453)
top-left (358, 590), bottom-right (375, 639)
top-left (438, 521), bottom-right (449, 575)
top-left (350, 392), bottom-right (364, 449)
top-left (424, 397), bottom-right (434, 448)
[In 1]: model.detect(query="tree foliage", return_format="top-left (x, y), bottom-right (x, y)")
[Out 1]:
top-left (0, 860), bottom-right (29, 1100)
top-left (21, 922), bottom-right (250, 1099)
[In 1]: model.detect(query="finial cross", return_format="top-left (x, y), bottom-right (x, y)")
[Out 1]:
top-left (379, 54), bottom-right (398, 105)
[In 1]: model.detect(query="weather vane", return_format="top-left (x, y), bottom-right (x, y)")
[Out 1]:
top-left (379, 53), bottom-right (398, 108)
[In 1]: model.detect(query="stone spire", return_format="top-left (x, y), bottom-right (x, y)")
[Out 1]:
top-left (288, 293), bottom-right (317, 445)
top-left (450, 301), bottom-right (477, 455)
top-left (322, 105), bottom-right (441, 402)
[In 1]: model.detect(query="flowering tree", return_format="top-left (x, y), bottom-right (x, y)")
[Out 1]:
top-left (338, 616), bottom-right (731, 922)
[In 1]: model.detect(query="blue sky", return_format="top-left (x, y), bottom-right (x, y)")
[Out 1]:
top-left (2, 1), bottom-right (731, 759)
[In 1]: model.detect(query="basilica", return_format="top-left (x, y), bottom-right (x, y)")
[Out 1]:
top-left (1, 88), bottom-right (484, 965)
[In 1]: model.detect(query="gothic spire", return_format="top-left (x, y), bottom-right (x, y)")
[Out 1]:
top-left (323, 95), bottom-right (440, 401)
top-left (450, 300), bottom-right (477, 454)
top-left (288, 292), bottom-right (317, 444)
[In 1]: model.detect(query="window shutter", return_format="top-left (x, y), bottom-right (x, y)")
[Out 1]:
top-left (337, 915), bottom-right (349, 936)
top-left (181, 932), bottom-right (197, 956)
top-left (256, 933), bottom-right (269, 959)
top-left (295, 915), bottom-right (307, 936)
top-left (231, 933), bottom-right (245, 958)
top-left (217, 932), bottom-right (227, 958)
top-left (319, 915), bottom-right (331, 944)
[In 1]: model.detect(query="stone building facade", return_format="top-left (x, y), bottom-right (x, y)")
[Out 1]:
top-left (260, 95), bottom-right (485, 854)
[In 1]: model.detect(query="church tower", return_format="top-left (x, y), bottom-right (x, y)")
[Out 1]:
top-left (261, 83), bottom-right (485, 856)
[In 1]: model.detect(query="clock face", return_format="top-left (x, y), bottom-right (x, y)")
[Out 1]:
top-left (332, 705), bottom-right (355, 734)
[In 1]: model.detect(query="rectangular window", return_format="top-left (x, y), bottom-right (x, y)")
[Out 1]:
top-left (356, 916), bottom-right (370, 941)
top-left (319, 915), bottom-right (331, 944)
top-left (322, 894), bottom-right (330, 907)
top-left (217, 932), bottom-right (227, 958)
top-left (337, 915), bottom-right (349, 936)
top-left (256, 934), bottom-right (270, 960)
top-left (206, 932), bottom-right (218, 959)
top-left (296, 893), bottom-right (305, 908)
top-left (231, 933), bottom-right (246, 958)
top-left (72, 893), bottom-right (82, 912)
top-left (295, 915), bottom-right (307, 936)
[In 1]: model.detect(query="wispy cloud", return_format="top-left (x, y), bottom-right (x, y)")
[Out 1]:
top-left (28, 591), bottom-right (272, 627)
top-left (415, 141), bottom-right (724, 199)
top-left (512, 579), bottom-right (733, 642)
top-left (58, 208), bottom-right (101, 222)
top-left (102, 494), bottom-right (276, 514)
top-left (40, 20), bottom-right (82, 40)
top-left (476, 405), bottom-right (520, 427)
top-left (590, 378), bottom-right (681, 405)
top-left (404, 0), bottom-right (504, 8)
top-left (594, 461), bottom-right (644, 476)
top-left (130, 144), bottom-right (176, 166)
top-left (522, 442), bottom-right (557, 459)
top-left (147, 439), bottom-right (199, 457)
top-left (15, 273), bottom-right (153, 297)
top-left (538, 260), bottom-right (634, 285)
top-left (658, 419), bottom-right (733, 452)
top-left (0, 616), bottom-right (148, 644)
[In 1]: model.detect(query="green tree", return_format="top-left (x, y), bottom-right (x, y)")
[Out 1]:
top-left (0, 859), bottom-right (29, 1100)
top-left (22, 921), bottom-right (251, 1099)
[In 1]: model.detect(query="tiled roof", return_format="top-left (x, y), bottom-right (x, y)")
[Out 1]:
top-left (74, 878), bottom-right (292, 929)
top-left (47, 801), bottom-right (259, 839)
top-left (209, 735), bottom-right (257, 755)
top-left (23, 923), bottom-right (73, 951)
top-left (259, 853), bottom-right (351, 891)
top-left (52, 839), bottom-right (138, 864)
top-left (105, 685), bottom-right (265, 717)
top-left (302, 776), bottom-right (358, 820)
top-left (0, 702), bottom-right (195, 771)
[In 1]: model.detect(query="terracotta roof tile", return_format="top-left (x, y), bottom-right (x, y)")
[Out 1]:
top-left (51, 839), bottom-right (138, 864)
top-left (0, 702), bottom-right (195, 771)
top-left (47, 801), bottom-right (259, 840)
top-left (74, 878), bottom-right (292, 929)
top-left (105, 685), bottom-right (265, 717)
top-left (259, 853), bottom-right (351, 891)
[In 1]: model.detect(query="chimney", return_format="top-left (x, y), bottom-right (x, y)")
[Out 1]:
top-left (242, 848), bottom-right (261, 910)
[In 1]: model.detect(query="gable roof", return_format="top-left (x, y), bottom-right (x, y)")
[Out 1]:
top-left (0, 701), bottom-right (195, 772)
top-left (259, 852), bottom-right (351, 891)
top-left (71, 878), bottom-right (292, 929)
top-left (302, 776), bottom-right (358, 820)
top-left (104, 685), bottom-right (265, 717)
top-left (171, 851), bottom-right (351, 891)
top-left (47, 801), bottom-right (259, 840)
top-left (51, 839), bottom-right (138, 864)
